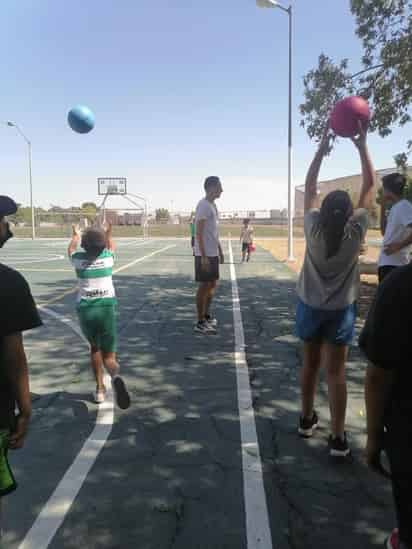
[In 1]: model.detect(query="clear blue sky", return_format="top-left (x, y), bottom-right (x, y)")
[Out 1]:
top-left (0, 0), bottom-right (409, 213)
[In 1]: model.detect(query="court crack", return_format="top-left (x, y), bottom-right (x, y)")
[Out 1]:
top-left (168, 499), bottom-right (186, 549)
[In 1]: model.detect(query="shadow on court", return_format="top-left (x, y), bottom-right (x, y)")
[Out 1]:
top-left (236, 271), bottom-right (394, 549)
top-left (4, 263), bottom-right (393, 549)
top-left (6, 272), bottom-right (248, 549)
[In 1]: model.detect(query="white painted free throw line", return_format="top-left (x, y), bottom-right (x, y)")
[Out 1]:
top-left (113, 244), bottom-right (176, 274)
top-left (228, 240), bottom-right (273, 548)
top-left (19, 244), bottom-right (175, 549)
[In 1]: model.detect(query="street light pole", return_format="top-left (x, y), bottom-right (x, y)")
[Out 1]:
top-left (6, 122), bottom-right (36, 239)
top-left (256, 0), bottom-right (294, 260)
top-left (28, 141), bottom-right (35, 240)
top-left (287, 4), bottom-right (293, 261)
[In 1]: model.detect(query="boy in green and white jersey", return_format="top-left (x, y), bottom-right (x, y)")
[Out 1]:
top-left (68, 223), bottom-right (130, 409)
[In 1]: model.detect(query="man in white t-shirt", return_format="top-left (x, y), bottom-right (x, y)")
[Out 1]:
top-left (378, 173), bottom-right (412, 282)
top-left (194, 176), bottom-right (224, 334)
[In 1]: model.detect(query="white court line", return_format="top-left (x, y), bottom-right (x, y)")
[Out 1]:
top-left (18, 308), bottom-right (114, 549)
top-left (113, 244), bottom-right (175, 274)
top-left (228, 240), bottom-right (273, 549)
top-left (18, 269), bottom-right (73, 273)
top-left (19, 244), bottom-right (175, 549)
top-left (2, 255), bottom-right (65, 264)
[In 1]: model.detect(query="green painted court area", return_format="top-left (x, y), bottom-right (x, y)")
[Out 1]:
top-left (2, 238), bottom-right (395, 549)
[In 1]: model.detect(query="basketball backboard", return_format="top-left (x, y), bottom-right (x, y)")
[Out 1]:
top-left (98, 177), bottom-right (127, 196)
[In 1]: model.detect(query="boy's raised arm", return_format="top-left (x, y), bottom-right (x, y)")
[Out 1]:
top-left (68, 224), bottom-right (80, 256)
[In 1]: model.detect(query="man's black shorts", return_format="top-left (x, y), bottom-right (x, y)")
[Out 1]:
top-left (242, 242), bottom-right (250, 252)
top-left (195, 256), bottom-right (219, 283)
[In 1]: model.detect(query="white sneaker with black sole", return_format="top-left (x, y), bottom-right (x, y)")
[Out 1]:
top-left (111, 376), bottom-right (131, 410)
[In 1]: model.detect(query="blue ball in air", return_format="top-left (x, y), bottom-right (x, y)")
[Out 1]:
top-left (68, 105), bottom-right (95, 134)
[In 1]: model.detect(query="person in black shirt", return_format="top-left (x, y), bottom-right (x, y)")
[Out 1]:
top-left (359, 264), bottom-right (412, 549)
top-left (0, 196), bottom-right (42, 541)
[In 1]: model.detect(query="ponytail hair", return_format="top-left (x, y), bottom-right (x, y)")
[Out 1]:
top-left (319, 191), bottom-right (353, 259)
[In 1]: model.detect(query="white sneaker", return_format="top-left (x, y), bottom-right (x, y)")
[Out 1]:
top-left (94, 390), bottom-right (106, 404)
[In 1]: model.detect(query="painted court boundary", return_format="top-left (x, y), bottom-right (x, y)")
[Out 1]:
top-left (18, 308), bottom-right (114, 549)
top-left (228, 240), bottom-right (273, 548)
top-left (18, 244), bottom-right (175, 549)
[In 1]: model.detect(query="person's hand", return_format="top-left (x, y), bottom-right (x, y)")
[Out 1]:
top-left (219, 252), bottom-right (225, 265)
top-left (384, 241), bottom-right (402, 256)
top-left (201, 256), bottom-right (211, 271)
top-left (72, 224), bottom-right (81, 238)
top-left (351, 120), bottom-right (368, 151)
top-left (9, 414), bottom-right (31, 449)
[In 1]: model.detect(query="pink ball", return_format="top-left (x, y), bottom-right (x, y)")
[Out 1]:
top-left (330, 96), bottom-right (370, 138)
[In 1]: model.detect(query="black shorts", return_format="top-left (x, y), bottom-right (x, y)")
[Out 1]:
top-left (195, 256), bottom-right (219, 283)
top-left (242, 242), bottom-right (250, 252)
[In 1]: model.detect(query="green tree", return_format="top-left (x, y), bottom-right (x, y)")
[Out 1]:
top-left (81, 202), bottom-right (97, 223)
top-left (10, 205), bottom-right (32, 225)
top-left (155, 208), bottom-right (170, 222)
top-left (300, 1), bottom-right (412, 167)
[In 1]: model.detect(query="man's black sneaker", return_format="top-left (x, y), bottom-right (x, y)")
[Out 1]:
top-left (328, 433), bottom-right (351, 457)
top-left (205, 314), bottom-right (217, 327)
top-left (298, 411), bottom-right (319, 438)
top-left (194, 320), bottom-right (217, 334)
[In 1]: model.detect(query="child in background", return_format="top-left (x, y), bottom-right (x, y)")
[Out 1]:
top-left (240, 219), bottom-right (254, 262)
top-left (378, 173), bottom-right (412, 283)
top-left (68, 223), bottom-right (130, 409)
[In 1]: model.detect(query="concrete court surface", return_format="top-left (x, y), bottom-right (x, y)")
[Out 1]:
top-left (1, 237), bottom-right (394, 549)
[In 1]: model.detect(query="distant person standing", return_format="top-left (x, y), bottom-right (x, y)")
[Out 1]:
top-left (194, 176), bottom-right (224, 334)
top-left (0, 196), bottom-right (42, 544)
top-left (240, 219), bottom-right (254, 262)
top-left (378, 173), bottom-right (412, 282)
top-left (189, 215), bottom-right (196, 256)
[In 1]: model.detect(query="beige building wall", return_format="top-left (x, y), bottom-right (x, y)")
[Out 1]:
top-left (295, 167), bottom-right (412, 218)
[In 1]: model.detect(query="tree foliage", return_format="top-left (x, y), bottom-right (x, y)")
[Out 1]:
top-left (300, 0), bottom-right (412, 168)
top-left (81, 202), bottom-right (98, 222)
top-left (155, 208), bottom-right (170, 222)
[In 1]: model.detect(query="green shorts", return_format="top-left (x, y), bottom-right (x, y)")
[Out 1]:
top-left (77, 304), bottom-right (117, 353)
top-left (0, 430), bottom-right (17, 496)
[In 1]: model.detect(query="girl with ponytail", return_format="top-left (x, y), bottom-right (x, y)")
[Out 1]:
top-left (296, 123), bottom-right (375, 458)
